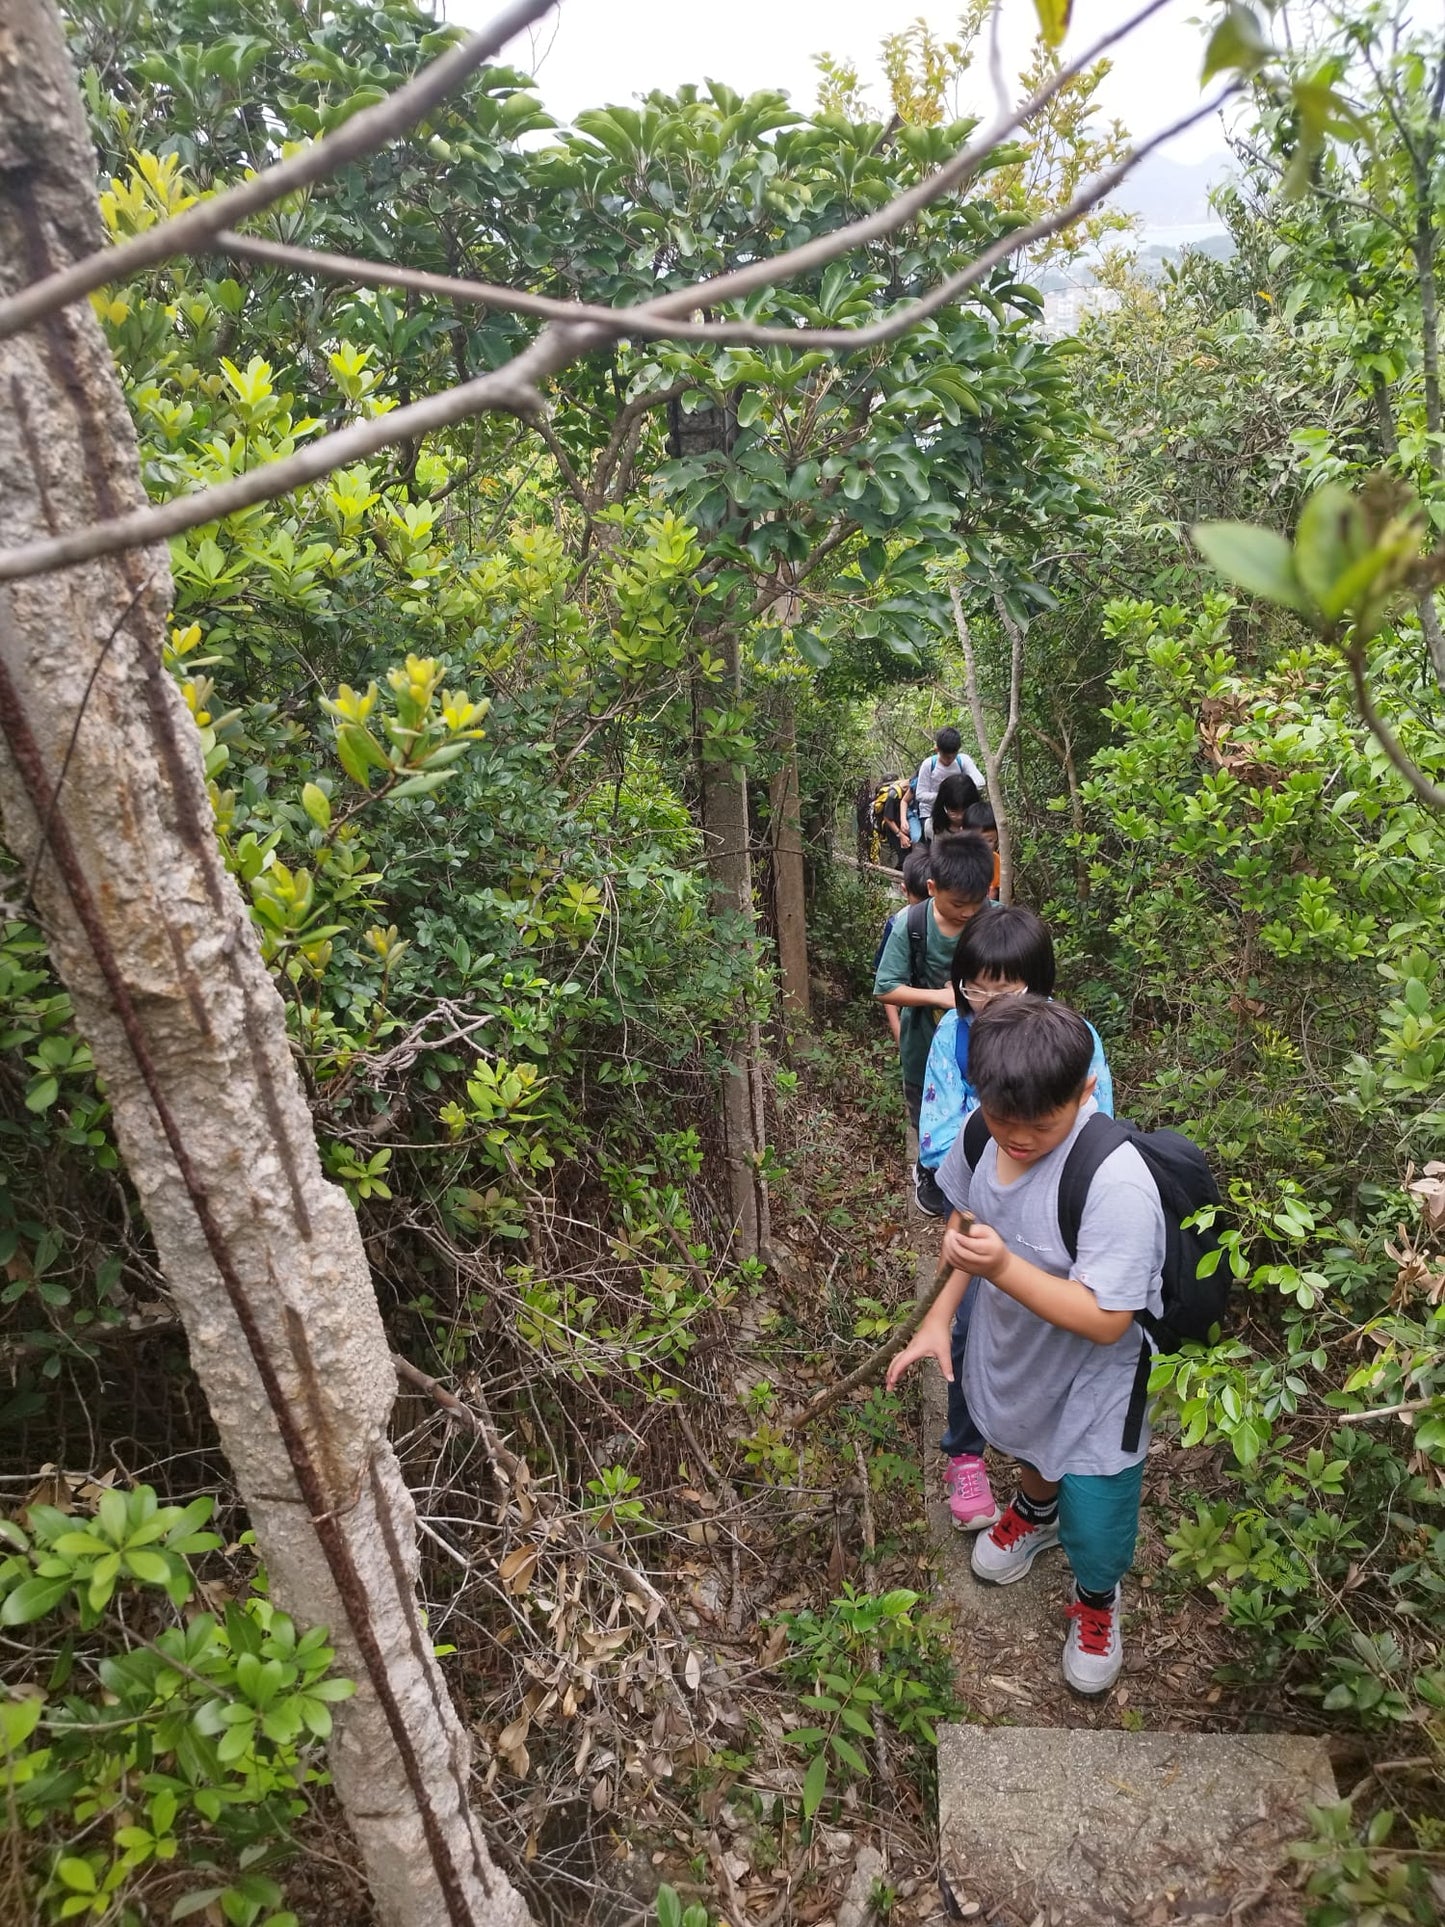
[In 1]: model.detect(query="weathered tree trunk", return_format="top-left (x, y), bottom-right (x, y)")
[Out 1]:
top-left (0, 10), bottom-right (530, 1925)
top-left (770, 700), bottom-right (810, 1027)
top-left (695, 629), bottom-right (765, 1258)
top-left (950, 585), bottom-right (1025, 905)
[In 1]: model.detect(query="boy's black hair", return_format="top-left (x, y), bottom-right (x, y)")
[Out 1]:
top-left (928, 831), bottom-right (995, 905)
top-left (963, 799), bottom-right (996, 832)
top-left (900, 848), bottom-right (932, 899)
top-left (933, 769), bottom-right (980, 820)
top-left (968, 996), bottom-right (1093, 1120)
top-left (950, 903), bottom-right (1055, 999)
top-left (935, 726), bottom-right (962, 756)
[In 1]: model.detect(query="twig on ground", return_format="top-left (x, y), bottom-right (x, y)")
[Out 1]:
top-left (852, 1439), bottom-right (889, 1783)
top-left (1336, 1393), bottom-right (1441, 1424)
top-left (392, 1350), bottom-right (676, 1628)
top-left (790, 1250), bottom-right (961, 1431)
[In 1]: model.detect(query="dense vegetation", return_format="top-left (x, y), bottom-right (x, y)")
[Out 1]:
top-left (2, 1), bottom-right (1445, 1923)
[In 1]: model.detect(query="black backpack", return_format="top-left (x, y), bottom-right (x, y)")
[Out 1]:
top-left (961, 1109), bottom-right (1226, 1450)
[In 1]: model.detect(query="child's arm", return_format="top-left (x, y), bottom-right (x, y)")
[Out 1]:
top-left (947, 1220), bottom-right (1133, 1344)
top-left (884, 1004), bottom-right (902, 1042)
top-left (872, 914), bottom-right (952, 1010)
top-left (885, 1209), bottom-right (976, 1387)
top-left (876, 982), bottom-right (954, 1010)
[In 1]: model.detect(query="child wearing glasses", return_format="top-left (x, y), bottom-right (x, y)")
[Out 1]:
top-left (914, 905), bottom-right (1113, 1533)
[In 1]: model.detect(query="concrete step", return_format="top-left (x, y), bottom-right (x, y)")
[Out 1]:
top-left (937, 1724), bottom-right (1335, 1925)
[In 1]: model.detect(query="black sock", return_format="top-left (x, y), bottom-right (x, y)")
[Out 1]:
top-left (1012, 1488), bottom-right (1058, 1526)
top-left (1076, 1582), bottom-right (1117, 1610)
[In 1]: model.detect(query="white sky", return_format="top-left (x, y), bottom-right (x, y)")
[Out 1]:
top-left (444, 0), bottom-right (1230, 161)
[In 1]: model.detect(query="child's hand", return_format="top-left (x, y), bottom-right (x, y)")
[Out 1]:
top-left (885, 1318), bottom-right (953, 1390)
top-left (946, 1218), bottom-right (1009, 1283)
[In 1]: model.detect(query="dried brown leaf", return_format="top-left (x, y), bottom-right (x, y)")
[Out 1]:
top-left (498, 1543), bottom-right (540, 1594)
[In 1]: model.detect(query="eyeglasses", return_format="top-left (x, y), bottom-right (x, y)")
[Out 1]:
top-left (963, 981), bottom-right (1026, 1010)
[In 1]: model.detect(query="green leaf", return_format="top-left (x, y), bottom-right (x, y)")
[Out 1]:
top-left (655, 1886), bottom-right (683, 1927)
top-left (97, 1488), bottom-right (127, 1543)
top-left (1192, 522), bottom-right (1311, 614)
top-left (1031, 0), bottom-right (1071, 50)
top-left (0, 1692), bottom-right (44, 1750)
top-left (301, 783), bottom-right (332, 830)
top-left (123, 1549), bottom-right (172, 1586)
top-left (335, 724), bottom-right (387, 786)
top-left (0, 1575), bottom-right (71, 1625)
top-left (56, 1858), bottom-right (97, 1895)
top-left (801, 1747), bottom-right (829, 1820)
top-left (829, 1733), bottom-right (868, 1773)
top-left (1202, 5), bottom-right (1271, 83)
top-left (1293, 486), bottom-right (1370, 619)
top-left (389, 770), bottom-right (452, 801)
top-left (24, 1076), bottom-right (58, 1113)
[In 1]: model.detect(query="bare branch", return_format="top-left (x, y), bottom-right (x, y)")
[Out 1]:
top-left (0, 5), bottom-right (1217, 586)
top-left (7, 0), bottom-right (1174, 356)
top-left (592, 381), bottom-right (691, 501)
top-left (1345, 641), bottom-right (1445, 811)
top-left (790, 1253), bottom-right (958, 1431)
top-left (213, 75), bottom-right (1225, 358)
top-left (952, 584), bottom-right (993, 771)
top-left (0, 0), bottom-right (560, 343)
top-left (532, 419), bottom-right (592, 510)
top-left (0, 321), bottom-right (601, 583)
top-left (991, 589), bottom-right (1025, 766)
top-left (1336, 1393), bottom-right (1440, 1424)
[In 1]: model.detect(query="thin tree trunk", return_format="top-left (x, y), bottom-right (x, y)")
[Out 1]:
top-left (1412, 126), bottom-right (1445, 696)
top-left (1368, 358), bottom-right (1445, 695)
top-left (770, 699), bottom-right (810, 1026)
top-left (950, 585), bottom-right (1025, 905)
top-left (1027, 718), bottom-right (1090, 901)
top-left (0, 10), bottom-right (530, 1924)
top-left (695, 631), bottom-right (764, 1259)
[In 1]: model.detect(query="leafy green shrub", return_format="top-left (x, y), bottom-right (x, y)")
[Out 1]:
top-left (0, 1484), bottom-right (353, 1925)
top-left (777, 1585), bottom-right (959, 1818)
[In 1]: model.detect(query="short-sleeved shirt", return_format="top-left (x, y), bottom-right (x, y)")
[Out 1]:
top-left (918, 1009), bottom-right (1115, 1170)
top-left (935, 1099), bottom-right (1165, 1479)
top-left (872, 900), bottom-right (960, 1090)
top-left (915, 752), bottom-right (985, 814)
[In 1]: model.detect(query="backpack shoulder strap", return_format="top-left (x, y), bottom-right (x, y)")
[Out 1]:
top-left (906, 898), bottom-right (930, 989)
top-left (1056, 1113), bottom-right (1131, 1261)
top-left (962, 1105), bottom-right (990, 1170)
top-left (953, 1011), bottom-right (971, 1079)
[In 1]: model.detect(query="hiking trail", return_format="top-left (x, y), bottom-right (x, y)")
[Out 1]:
top-left (908, 1220), bottom-right (1337, 1927)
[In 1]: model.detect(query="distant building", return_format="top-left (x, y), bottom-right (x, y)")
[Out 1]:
top-left (1040, 284), bottom-right (1122, 338)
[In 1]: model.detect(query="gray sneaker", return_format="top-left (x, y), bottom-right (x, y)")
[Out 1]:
top-left (1062, 1584), bottom-right (1123, 1695)
top-left (970, 1503), bottom-right (1062, 1585)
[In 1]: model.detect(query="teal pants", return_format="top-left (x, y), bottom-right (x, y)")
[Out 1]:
top-left (1056, 1460), bottom-right (1144, 1596)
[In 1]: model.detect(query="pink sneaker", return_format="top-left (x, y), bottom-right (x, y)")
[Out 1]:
top-left (944, 1454), bottom-right (1000, 1533)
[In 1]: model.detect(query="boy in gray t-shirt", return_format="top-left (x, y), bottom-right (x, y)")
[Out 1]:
top-left (888, 997), bottom-right (1164, 1696)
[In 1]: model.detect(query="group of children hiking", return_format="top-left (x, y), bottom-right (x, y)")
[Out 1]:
top-left (862, 726), bottom-right (998, 880)
top-left (870, 762), bottom-right (1223, 1697)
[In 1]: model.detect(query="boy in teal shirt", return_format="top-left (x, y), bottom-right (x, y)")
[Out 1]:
top-left (872, 833), bottom-right (994, 1130)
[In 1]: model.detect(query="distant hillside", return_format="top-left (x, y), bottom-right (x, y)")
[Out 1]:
top-left (1114, 150), bottom-right (1233, 228)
